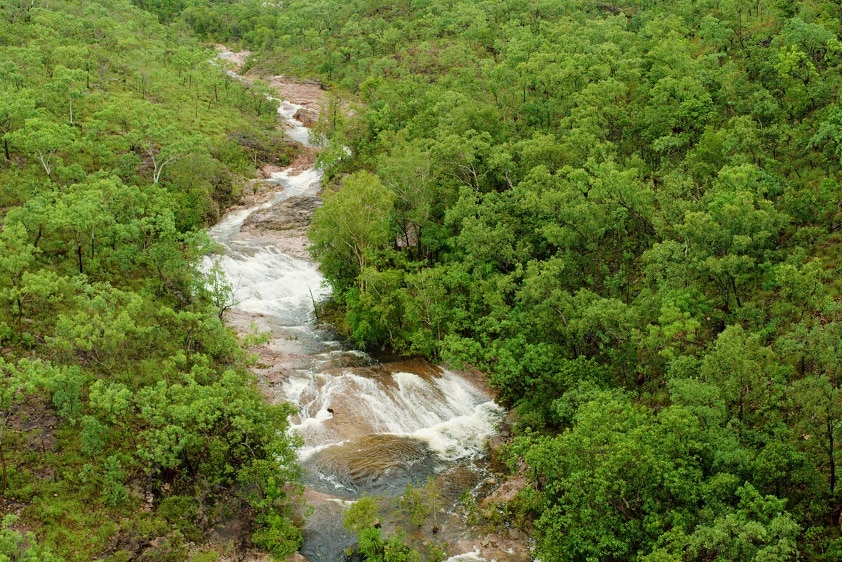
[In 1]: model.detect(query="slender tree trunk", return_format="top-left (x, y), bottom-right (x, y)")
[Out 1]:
top-left (731, 276), bottom-right (742, 308)
top-left (415, 225), bottom-right (423, 260)
top-left (15, 292), bottom-right (23, 331)
top-left (829, 415), bottom-right (836, 495)
top-left (0, 437), bottom-right (7, 491)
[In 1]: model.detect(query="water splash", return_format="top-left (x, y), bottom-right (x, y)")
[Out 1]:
top-left (283, 368), bottom-right (502, 462)
top-left (278, 99), bottom-right (313, 146)
top-left (445, 554), bottom-right (487, 562)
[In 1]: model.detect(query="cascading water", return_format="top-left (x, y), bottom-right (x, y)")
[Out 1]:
top-left (207, 57), bottom-right (504, 562)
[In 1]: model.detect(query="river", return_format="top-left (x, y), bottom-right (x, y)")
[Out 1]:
top-left (207, 53), bottom-right (506, 562)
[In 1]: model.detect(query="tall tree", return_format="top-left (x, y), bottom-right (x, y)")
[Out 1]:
top-left (308, 170), bottom-right (395, 292)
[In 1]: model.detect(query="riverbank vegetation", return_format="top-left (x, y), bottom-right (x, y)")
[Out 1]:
top-left (175, 0), bottom-right (842, 560)
top-left (0, 1), bottom-right (303, 560)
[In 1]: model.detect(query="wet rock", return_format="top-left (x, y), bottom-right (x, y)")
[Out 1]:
top-left (318, 351), bottom-right (374, 370)
top-left (137, 537), bottom-right (171, 561)
top-left (109, 533), bottom-right (145, 556)
top-left (239, 195), bottom-right (321, 260)
top-left (215, 45), bottom-right (251, 72)
top-left (260, 164), bottom-right (284, 177)
top-left (243, 196), bottom-right (320, 232)
top-left (239, 551), bottom-right (272, 562)
top-left (481, 463), bottom-right (529, 506)
top-left (269, 76), bottom-right (326, 110)
top-left (294, 108), bottom-right (319, 128)
top-left (238, 179), bottom-right (275, 204)
top-left (212, 517), bottom-right (245, 542)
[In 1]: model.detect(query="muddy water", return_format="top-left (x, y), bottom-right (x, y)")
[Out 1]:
top-left (207, 55), bottom-right (504, 562)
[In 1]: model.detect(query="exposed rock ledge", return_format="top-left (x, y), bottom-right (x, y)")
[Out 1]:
top-left (239, 195), bottom-right (321, 261)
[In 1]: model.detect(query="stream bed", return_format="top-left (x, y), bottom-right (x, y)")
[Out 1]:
top-left (206, 60), bottom-right (506, 561)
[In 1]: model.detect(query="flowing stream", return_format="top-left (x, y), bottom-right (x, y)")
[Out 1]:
top-left (207, 55), bottom-right (504, 561)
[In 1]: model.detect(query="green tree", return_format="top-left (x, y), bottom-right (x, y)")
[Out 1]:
top-left (0, 222), bottom-right (38, 331)
top-left (376, 138), bottom-right (433, 259)
top-left (644, 484), bottom-right (799, 562)
top-left (6, 117), bottom-right (74, 177)
top-left (309, 170), bottom-right (395, 292)
top-left (791, 373), bottom-right (842, 500)
top-left (343, 496), bottom-right (421, 562)
top-left (0, 360), bottom-right (56, 492)
top-left (516, 390), bottom-right (707, 561)
top-left (145, 129), bottom-right (204, 184)
top-left (45, 66), bottom-right (87, 126)
top-left (700, 325), bottom-right (789, 437)
top-left (0, 514), bottom-right (64, 562)
top-left (0, 87), bottom-right (35, 165)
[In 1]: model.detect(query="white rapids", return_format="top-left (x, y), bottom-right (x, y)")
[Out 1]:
top-left (206, 167), bottom-right (326, 327)
top-left (288, 369), bottom-right (504, 463)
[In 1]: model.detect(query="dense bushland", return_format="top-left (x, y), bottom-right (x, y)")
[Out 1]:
top-left (173, 0), bottom-right (842, 559)
top-left (0, 1), bottom-right (301, 559)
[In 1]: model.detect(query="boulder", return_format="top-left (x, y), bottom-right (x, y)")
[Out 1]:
top-left (293, 108), bottom-right (318, 128)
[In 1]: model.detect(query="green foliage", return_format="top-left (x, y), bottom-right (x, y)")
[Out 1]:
top-left (204, 0), bottom-right (842, 557)
top-left (251, 512), bottom-right (302, 559)
top-left (343, 497), bottom-right (422, 562)
top-left (9, 0), bottom-right (842, 558)
top-left (643, 484), bottom-right (800, 562)
top-left (397, 484), bottom-right (431, 528)
top-left (0, 1), bottom-right (302, 560)
top-left (308, 171), bottom-right (396, 293)
top-left (513, 389), bottom-right (804, 561)
top-left (0, 515), bottom-right (64, 562)
top-left (344, 497), bottom-right (381, 535)
top-left (395, 480), bottom-right (442, 532)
